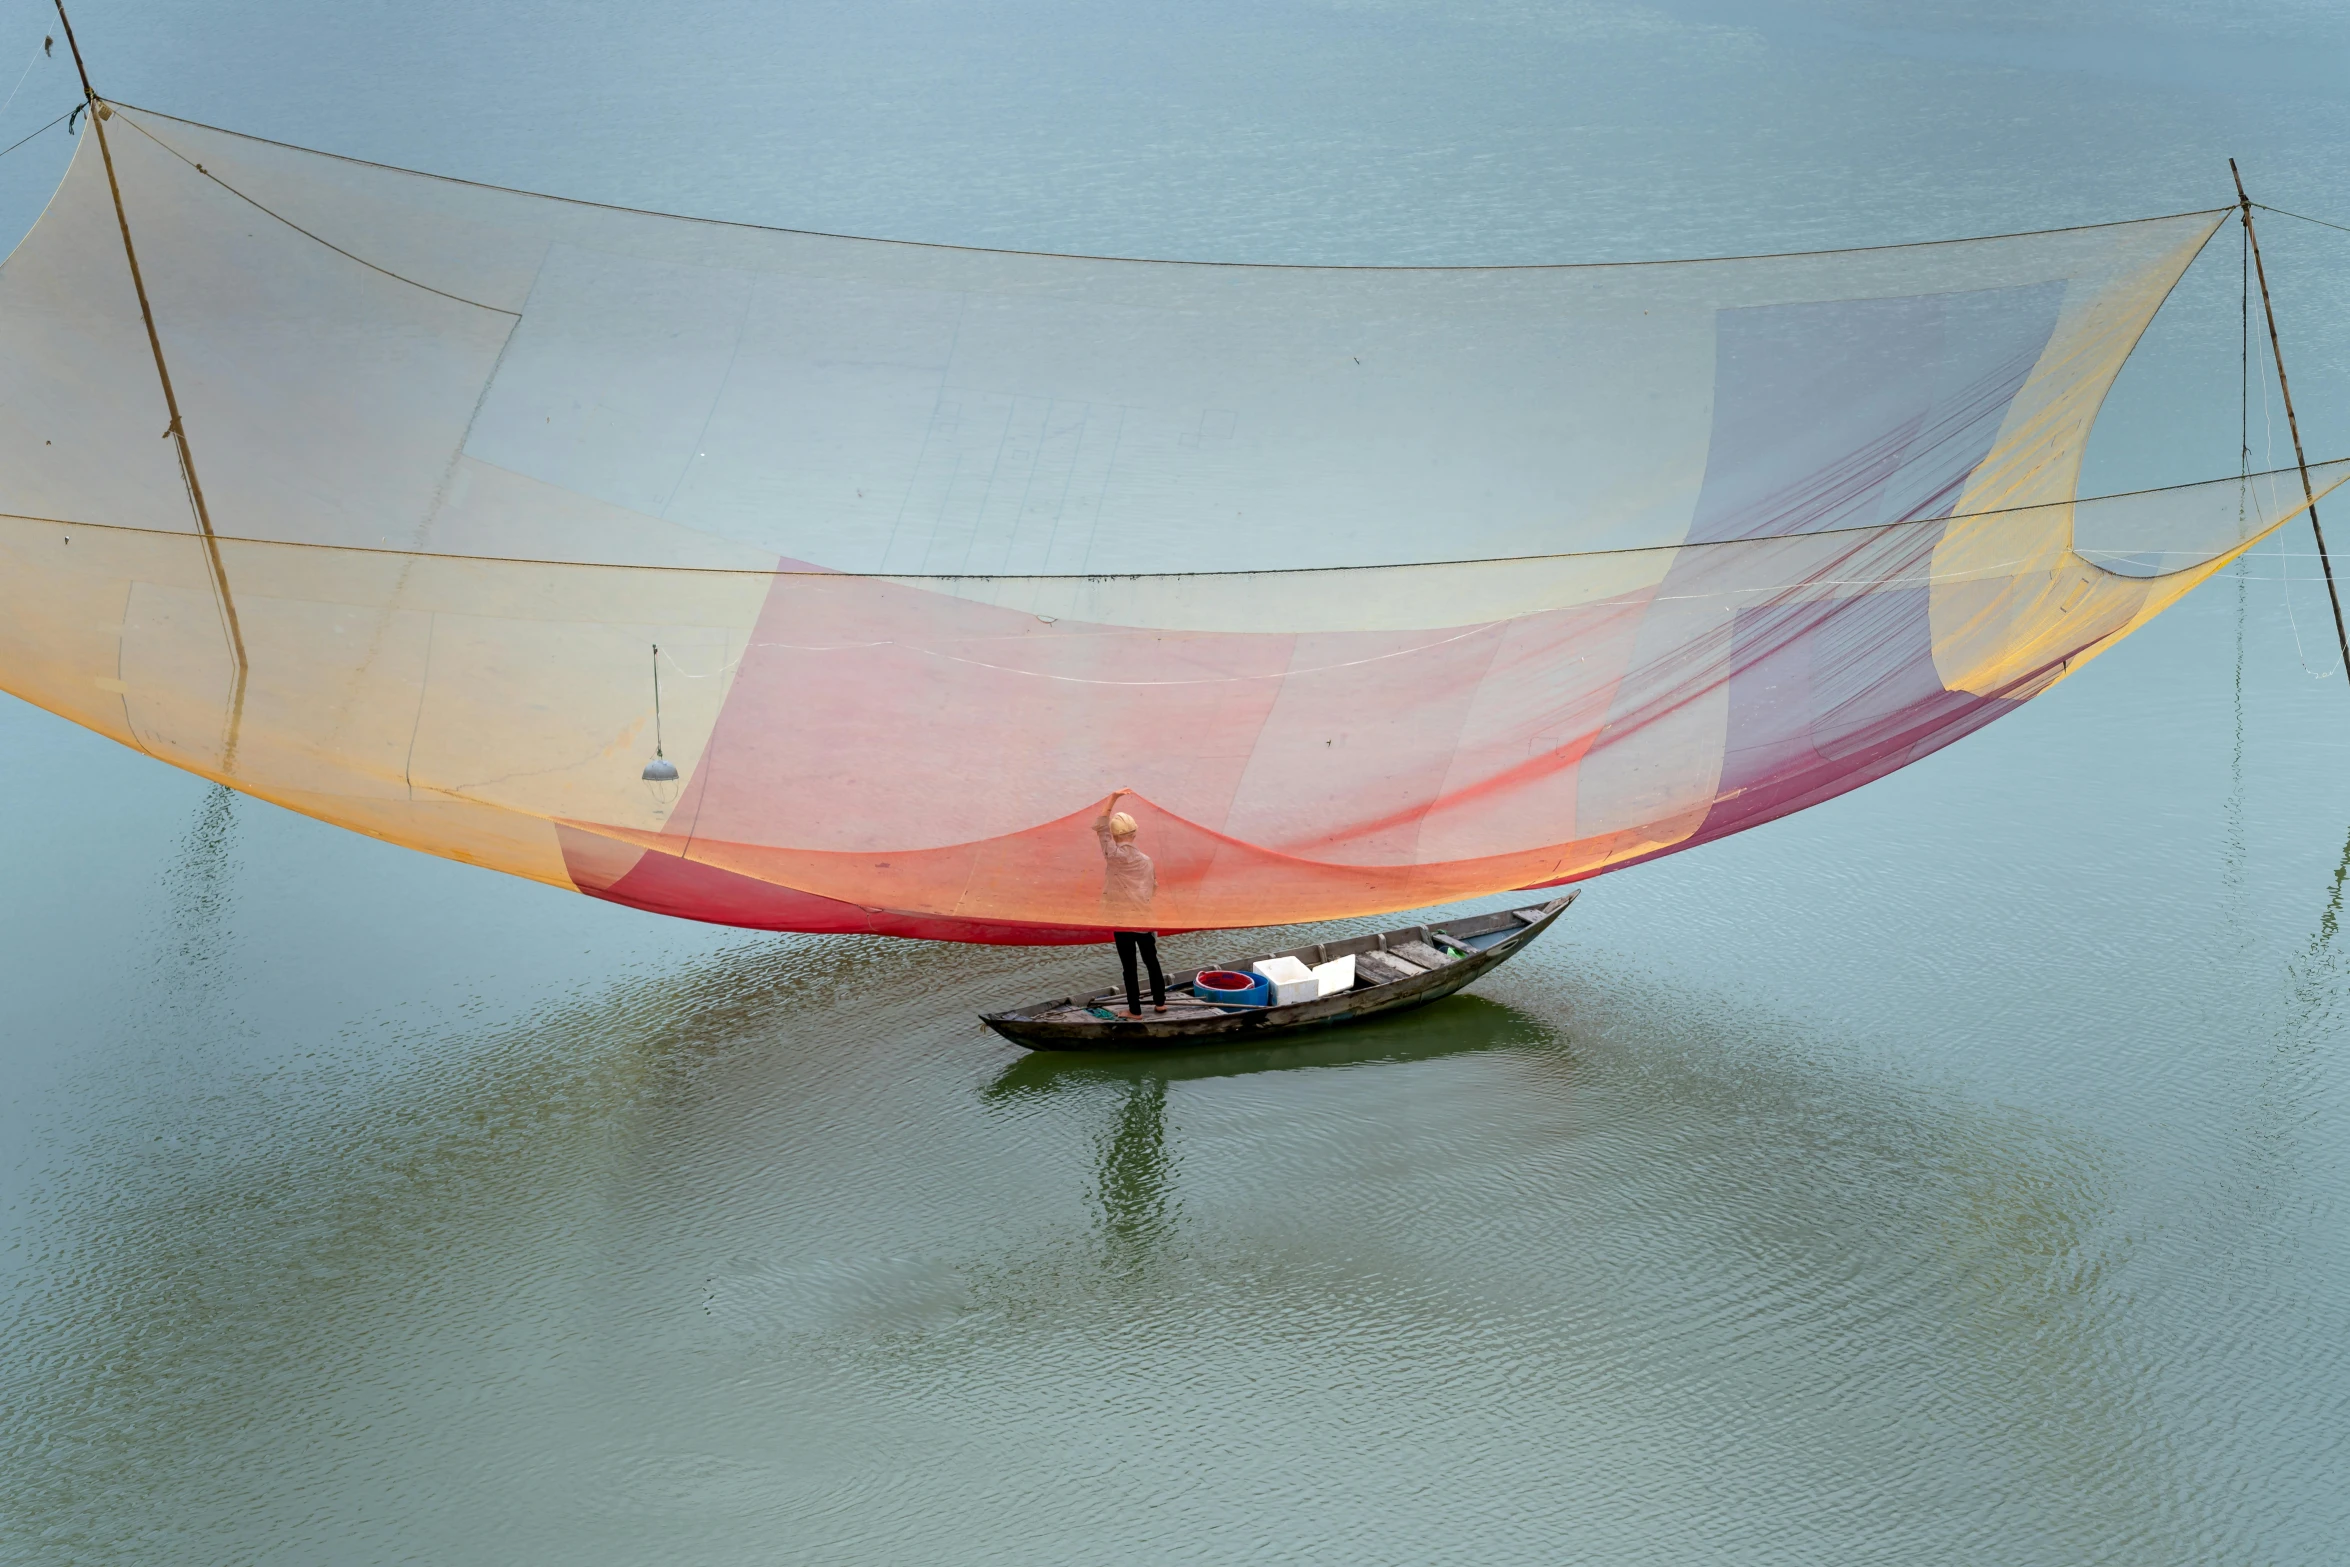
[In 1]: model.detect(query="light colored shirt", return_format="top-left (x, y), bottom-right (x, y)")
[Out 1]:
top-left (1094, 820), bottom-right (1157, 921)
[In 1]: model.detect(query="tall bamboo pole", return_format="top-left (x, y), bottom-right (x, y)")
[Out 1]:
top-left (2232, 158), bottom-right (2350, 683)
top-left (52, 0), bottom-right (248, 760)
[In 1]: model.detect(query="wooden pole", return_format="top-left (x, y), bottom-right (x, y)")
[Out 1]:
top-left (2232, 158), bottom-right (2350, 683)
top-left (51, 0), bottom-right (248, 761)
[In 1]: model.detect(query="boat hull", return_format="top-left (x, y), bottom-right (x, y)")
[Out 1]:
top-left (980, 895), bottom-right (1575, 1052)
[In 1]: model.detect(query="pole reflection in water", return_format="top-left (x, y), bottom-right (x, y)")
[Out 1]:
top-left (157, 783), bottom-right (239, 1033)
top-left (2311, 824), bottom-right (2350, 957)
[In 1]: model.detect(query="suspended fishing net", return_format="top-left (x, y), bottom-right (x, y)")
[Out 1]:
top-left (0, 106), bottom-right (2339, 941)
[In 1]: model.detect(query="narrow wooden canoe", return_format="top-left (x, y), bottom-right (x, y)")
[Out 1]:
top-left (980, 893), bottom-right (1577, 1052)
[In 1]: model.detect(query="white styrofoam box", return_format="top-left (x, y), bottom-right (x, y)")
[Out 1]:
top-left (1308, 953), bottom-right (1355, 998)
top-left (1252, 955), bottom-right (1318, 1006)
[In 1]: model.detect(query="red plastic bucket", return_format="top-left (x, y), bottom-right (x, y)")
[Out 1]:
top-left (1194, 969), bottom-right (1269, 1006)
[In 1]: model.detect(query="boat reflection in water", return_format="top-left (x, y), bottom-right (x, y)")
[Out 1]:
top-left (983, 994), bottom-right (1566, 1266)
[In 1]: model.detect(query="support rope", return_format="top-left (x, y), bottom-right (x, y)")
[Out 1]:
top-left (0, 104), bottom-right (73, 162)
top-left (2253, 202), bottom-right (2350, 239)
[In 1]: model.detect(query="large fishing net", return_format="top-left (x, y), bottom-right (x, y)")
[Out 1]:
top-left (0, 106), bottom-right (2338, 940)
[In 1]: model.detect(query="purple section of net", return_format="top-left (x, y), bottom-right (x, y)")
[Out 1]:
top-left (1686, 586), bottom-right (2027, 849)
top-left (1689, 282), bottom-right (2065, 544)
top-left (1666, 283), bottom-right (2070, 845)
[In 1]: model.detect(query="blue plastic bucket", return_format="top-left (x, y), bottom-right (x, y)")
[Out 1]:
top-left (1194, 969), bottom-right (1269, 1007)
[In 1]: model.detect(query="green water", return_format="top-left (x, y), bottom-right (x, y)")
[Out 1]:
top-left (5, 2), bottom-right (2350, 1562)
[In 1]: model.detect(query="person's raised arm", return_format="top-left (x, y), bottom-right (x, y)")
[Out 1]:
top-left (1094, 789), bottom-right (1130, 854)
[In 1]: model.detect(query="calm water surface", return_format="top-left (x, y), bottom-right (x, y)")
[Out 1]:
top-left (4, 2), bottom-right (2350, 1562)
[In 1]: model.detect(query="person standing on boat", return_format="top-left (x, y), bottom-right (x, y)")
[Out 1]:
top-left (1095, 789), bottom-right (1166, 1016)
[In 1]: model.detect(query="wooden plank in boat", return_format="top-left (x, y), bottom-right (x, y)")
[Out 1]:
top-left (1388, 939), bottom-right (1454, 970)
top-left (1356, 950), bottom-right (1423, 985)
top-left (1049, 1008), bottom-right (1207, 1027)
top-left (1438, 911), bottom-right (1524, 939)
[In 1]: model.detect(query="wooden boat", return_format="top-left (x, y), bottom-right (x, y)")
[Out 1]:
top-left (980, 893), bottom-right (1577, 1051)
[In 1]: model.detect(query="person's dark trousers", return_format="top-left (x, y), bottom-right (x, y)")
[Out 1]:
top-left (1114, 930), bottom-right (1166, 1014)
